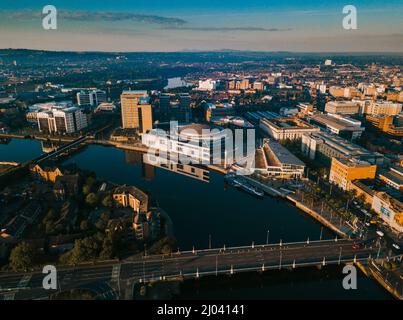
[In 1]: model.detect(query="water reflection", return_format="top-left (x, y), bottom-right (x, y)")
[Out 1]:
top-left (124, 150), bottom-right (210, 183)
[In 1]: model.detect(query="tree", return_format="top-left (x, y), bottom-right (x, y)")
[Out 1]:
top-left (102, 195), bottom-right (113, 208)
top-left (61, 236), bottom-right (101, 265)
top-left (9, 242), bottom-right (35, 271)
top-left (82, 185), bottom-right (91, 196)
top-left (85, 193), bottom-right (98, 206)
top-left (99, 236), bottom-right (114, 260)
top-left (86, 177), bottom-right (96, 188)
top-left (95, 213), bottom-right (110, 231)
top-left (80, 220), bottom-right (90, 231)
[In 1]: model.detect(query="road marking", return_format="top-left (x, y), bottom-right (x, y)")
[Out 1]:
top-left (2, 293), bottom-right (15, 300)
top-left (111, 264), bottom-right (121, 282)
top-left (17, 274), bottom-right (32, 289)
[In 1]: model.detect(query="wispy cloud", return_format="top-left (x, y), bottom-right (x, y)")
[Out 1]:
top-left (5, 9), bottom-right (187, 26)
top-left (166, 26), bottom-right (291, 32)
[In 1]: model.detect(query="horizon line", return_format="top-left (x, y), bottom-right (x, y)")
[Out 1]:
top-left (1, 48), bottom-right (403, 55)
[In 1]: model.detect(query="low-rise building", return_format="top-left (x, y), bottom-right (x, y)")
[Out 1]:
top-left (307, 113), bottom-right (364, 140)
top-left (301, 131), bottom-right (384, 166)
top-left (325, 101), bottom-right (360, 115)
top-left (365, 115), bottom-right (403, 137)
top-left (363, 101), bottom-right (402, 116)
top-left (372, 192), bottom-right (403, 233)
top-left (77, 89), bottom-right (107, 107)
top-left (30, 163), bottom-right (63, 183)
top-left (329, 158), bottom-right (377, 191)
top-left (254, 139), bottom-right (305, 179)
top-left (260, 117), bottom-right (320, 141)
top-left (205, 103), bottom-right (234, 122)
top-left (54, 174), bottom-right (80, 200)
top-left (113, 185), bottom-right (149, 214)
top-left (378, 167), bottom-right (403, 191)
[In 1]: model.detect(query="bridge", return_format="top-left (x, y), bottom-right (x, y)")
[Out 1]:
top-left (0, 239), bottom-right (391, 300)
top-left (32, 136), bottom-right (88, 164)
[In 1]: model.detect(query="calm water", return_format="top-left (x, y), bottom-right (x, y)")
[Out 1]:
top-left (0, 139), bottom-right (392, 299)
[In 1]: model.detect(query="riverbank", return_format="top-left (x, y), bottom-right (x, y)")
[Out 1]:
top-left (0, 133), bottom-right (77, 143)
top-left (286, 195), bottom-right (350, 238)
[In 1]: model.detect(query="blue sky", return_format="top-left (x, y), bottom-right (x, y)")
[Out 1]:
top-left (0, 1), bottom-right (402, 52)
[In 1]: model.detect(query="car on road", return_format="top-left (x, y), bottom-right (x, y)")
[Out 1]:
top-left (376, 230), bottom-right (385, 237)
top-left (352, 243), bottom-right (360, 250)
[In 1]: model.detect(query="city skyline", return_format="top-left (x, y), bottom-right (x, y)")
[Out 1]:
top-left (0, 0), bottom-right (403, 52)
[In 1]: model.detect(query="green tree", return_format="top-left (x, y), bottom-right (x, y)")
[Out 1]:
top-left (86, 177), bottom-right (96, 188)
top-left (61, 236), bottom-right (101, 265)
top-left (9, 242), bottom-right (35, 271)
top-left (99, 236), bottom-right (114, 260)
top-left (85, 193), bottom-right (98, 206)
top-left (82, 185), bottom-right (91, 196)
top-left (102, 195), bottom-right (113, 208)
top-left (95, 213), bottom-right (110, 231)
top-left (80, 220), bottom-right (90, 231)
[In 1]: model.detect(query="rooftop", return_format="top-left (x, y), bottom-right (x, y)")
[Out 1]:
top-left (264, 140), bottom-right (305, 167)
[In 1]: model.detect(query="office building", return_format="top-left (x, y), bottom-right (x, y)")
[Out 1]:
top-left (259, 117), bottom-right (320, 141)
top-left (198, 79), bottom-right (217, 91)
top-left (301, 131), bottom-right (383, 165)
top-left (36, 106), bottom-right (87, 134)
top-left (307, 113), bottom-right (364, 140)
top-left (372, 192), bottom-right (403, 233)
top-left (329, 158), bottom-right (376, 191)
top-left (365, 115), bottom-right (403, 137)
top-left (158, 93), bottom-right (191, 123)
top-left (378, 167), bottom-right (403, 191)
top-left (325, 101), bottom-right (361, 115)
top-left (363, 101), bottom-right (402, 116)
top-left (205, 103), bottom-right (234, 122)
top-left (77, 90), bottom-right (107, 107)
top-left (121, 90), bottom-right (152, 134)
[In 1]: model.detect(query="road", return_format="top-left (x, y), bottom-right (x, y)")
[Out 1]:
top-left (0, 239), bottom-right (386, 300)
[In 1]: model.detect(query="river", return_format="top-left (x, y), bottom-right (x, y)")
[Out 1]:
top-left (0, 139), bottom-right (392, 299)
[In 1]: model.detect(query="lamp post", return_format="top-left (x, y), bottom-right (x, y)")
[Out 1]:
top-left (266, 229), bottom-right (270, 245)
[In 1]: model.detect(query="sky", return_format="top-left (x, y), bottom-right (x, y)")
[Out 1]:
top-left (0, 0), bottom-right (402, 52)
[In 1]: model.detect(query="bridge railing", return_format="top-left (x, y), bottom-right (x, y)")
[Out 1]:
top-left (143, 238), bottom-right (352, 259)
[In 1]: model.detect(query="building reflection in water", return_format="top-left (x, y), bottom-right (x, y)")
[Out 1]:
top-left (124, 150), bottom-right (210, 183)
top-left (41, 140), bottom-right (63, 153)
top-left (142, 153), bottom-right (210, 183)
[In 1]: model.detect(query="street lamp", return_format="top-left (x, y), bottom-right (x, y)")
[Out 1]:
top-left (266, 229), bottom-right (270, 245)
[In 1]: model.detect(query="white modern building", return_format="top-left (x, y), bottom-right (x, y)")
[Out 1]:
top-left (36, 105), bottom-right (88, 134)
top-left (77, 90), bottom-right (107, 107)
top-left (198, 79), bottom-right (218, 91)
top-left (142, 123), bottom-right (234, 167)
top-left (254, 139), bottom-right (305, 179)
